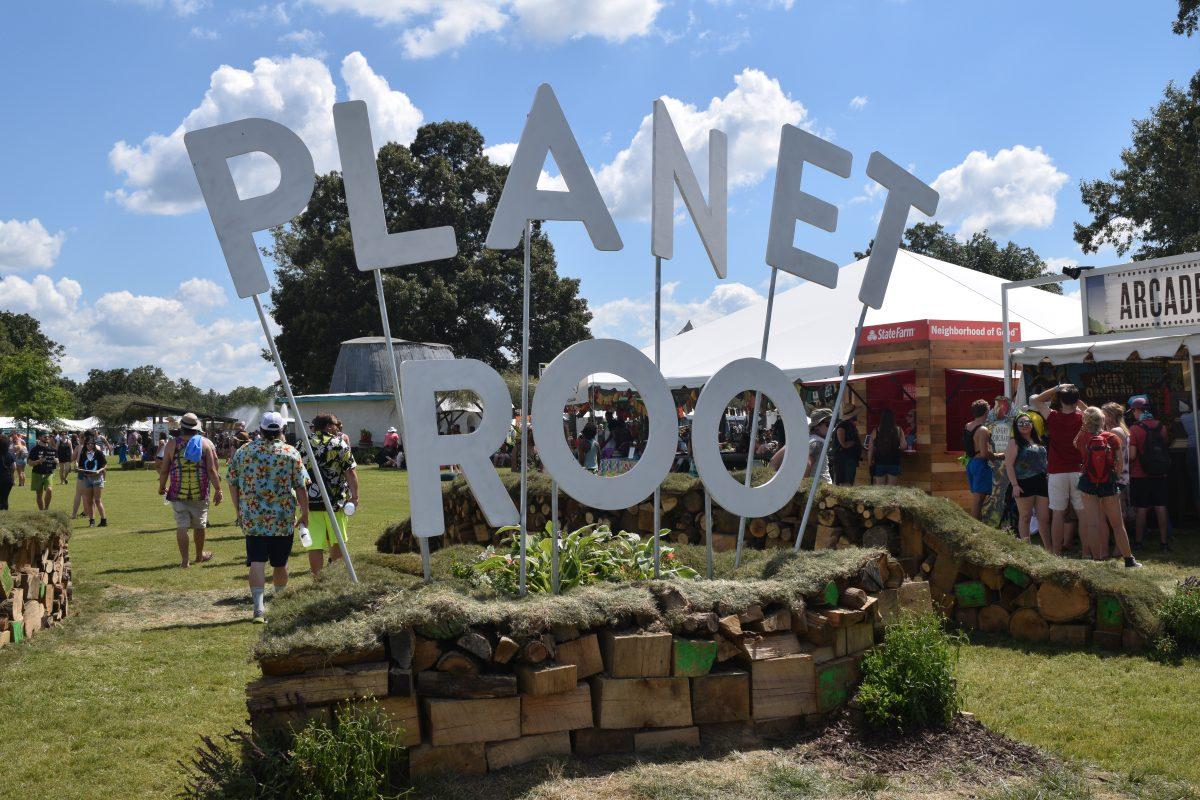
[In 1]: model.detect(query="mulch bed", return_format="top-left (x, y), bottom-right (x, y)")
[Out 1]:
top-left (806, 710), bottom-right (1054, 778)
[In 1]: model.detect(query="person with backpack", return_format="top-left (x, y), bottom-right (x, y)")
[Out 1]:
top-left (1126, 398), bottom-right (1171, 551)
top-left (76, 434), bottom-right (108, 527)
top-left (1004, 413), bottom-right (1049, 546)
top-left (867, 408), bottom-right (905, 486)
top-left (157, 413), bottom-right (223, 568)
top-left (1074, 407), bottom-right (1141, 568)
top-left (831, 403), bottom-right (862, 486)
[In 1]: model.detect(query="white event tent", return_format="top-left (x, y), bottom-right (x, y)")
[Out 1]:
top-left (589, 250), bottom-right (1084, 390)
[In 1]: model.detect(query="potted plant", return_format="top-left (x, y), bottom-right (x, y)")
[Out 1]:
top-left (358, 428), bottom-right (373, 447)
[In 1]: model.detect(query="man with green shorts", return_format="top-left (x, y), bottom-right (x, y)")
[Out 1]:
top-left (28, 433), bottom-right (58, 510)
top-left (305, 412), bottom-right (358, 578)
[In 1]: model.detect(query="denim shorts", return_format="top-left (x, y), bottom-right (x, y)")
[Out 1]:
top-left (81, 475), bottom-right (105, 489)
top-left (871, 463), bottom-right (901, 478)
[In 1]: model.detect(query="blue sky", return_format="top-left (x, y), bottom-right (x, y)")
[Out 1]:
top-left (0, 0), bottom-right (1195, 390)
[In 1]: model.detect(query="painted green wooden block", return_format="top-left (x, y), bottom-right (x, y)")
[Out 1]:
top-left (673, 638), bottom-right (717, 677)
top-left (1002, 566), bottom-right (1030, 587)
top-left (0, 564), bottom-right (11, 596)
top-left (954, 581), bottom-right (987, 609)
top-left (823, 581), bottom-right (839, 607)
top-left (11, 620), bottom-right (23, 644)
top-left (39, 583), bottom-right (46, 600)
top-left (816, 661), bottom-right (850, 712)
top-left (1097, 596), bottom-right (1124, 630)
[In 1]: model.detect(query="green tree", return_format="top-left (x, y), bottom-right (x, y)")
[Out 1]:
top-left (77, 365), bottom-right (177, 409)
top-left (0, 349), bottom-right (75, 426)
top-left (1175, 0), bottom-right (1199, 35)
top-left (0, 311), bottom-right (64, 362)
top-left (1075, 71), bottom-right (1200, 260)
top-left (854, 222), bottom-right (1062, 293)
top-left (269, 121), bottom-right (593, 394)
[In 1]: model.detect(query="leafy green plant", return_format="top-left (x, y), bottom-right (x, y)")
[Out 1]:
top-left (179, 703), bottom-right (408, 800)
top-left (1158, 576), bottom-right (1200, 655)
top-left (856, 612), bottom-right (963, 733)
top-left (452, 523), bottom-right (698, 594)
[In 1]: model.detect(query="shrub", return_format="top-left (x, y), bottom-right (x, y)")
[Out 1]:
top-left (179, 703), bottom-right (408, 800)
top-left (451, 523), bottom-right (698, 594)
top-left (856, 612), bottom-right (963, 733)
top-left (1159, 577), bottom-right (1200, 654)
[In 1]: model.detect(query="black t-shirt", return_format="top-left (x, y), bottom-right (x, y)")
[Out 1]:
top-left (78, 450), bottom-right (107, 473)
top-left (29, 444), bottom-right (57, 474)
top-left (56, 441), bottom-right (72, 460)
top-left (834, 420), bottom-right (860, 456)
top-left (0, 452), bottom-right (13, 484)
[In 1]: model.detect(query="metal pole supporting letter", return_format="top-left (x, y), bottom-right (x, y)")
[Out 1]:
top-left (734, 267), bottom-right (778, 567)
top-left (704, 490), bottom-right (713, 579)
top-left (652, 256), bottom-right (662, 578)
top-left (1001, 285), bottom-right (1012, 400)
top-left (373, 270), bottom-right (430, 581)
top-left (518, 220), bottom-right (532, 595)
top-left (795, 302), bottom-right (869, 551)
top-left (551, 479), bottom-right (560, 594)
top-left (253, 295), bottom-right (358, 583)
top-left (1190, 348), bottom-right (1200, 510)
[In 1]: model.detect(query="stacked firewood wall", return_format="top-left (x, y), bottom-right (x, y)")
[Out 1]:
top-left (0, 533), bottom-right (71, 646)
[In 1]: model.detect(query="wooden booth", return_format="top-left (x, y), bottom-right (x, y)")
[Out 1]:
top-left (801, 319), bottom-right (1021, 510)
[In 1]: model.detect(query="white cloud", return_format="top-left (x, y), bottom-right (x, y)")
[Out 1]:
top-left (1045, 257), bottom-right (1079, 272)
top-left (175, 277), bottom-right (228, 309)
top-left (0, 219), bottom-right (66, 273)
top-left (511, 0), bottom-right (661, 42)
top-left (230, 3), bottom-right (289, 25)
top-left (0, 274), bottom-right (274, 390)
top-left (279, 28), bottom-right (324, 54)
top-left (590, 281), bottom-right (762, 344)
top-left (931, 145), bottom-right (1068, 237)
top-left (127, 0), bottom-right (208, 16)
top-left (107, 52), bottom-right (421, 215)
top-left (305, 0), bottom-right (660, 57)
top-left (401, 0), bottom-right (508, 58)
top-left (849, 95), bottom-right (868, 111)
top-left (595, 68), bottom-right (810, 220)
top-left (190, 25), bottom-right (219, 40)
top-left (483, 142), bottom-right (518, 166)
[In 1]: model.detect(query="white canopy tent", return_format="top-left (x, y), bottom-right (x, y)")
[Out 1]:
top-left (588, 250), bottom-right (1083, 390)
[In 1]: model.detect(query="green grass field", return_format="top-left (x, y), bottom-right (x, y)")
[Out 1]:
top-left (0, 466), bottom-right (1197, 798)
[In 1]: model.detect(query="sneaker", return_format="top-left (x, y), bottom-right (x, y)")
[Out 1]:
top-left (98, 519), bottom-right (107, 528)
top-left (252, 610), bottom-right (267, 624)
top-left (1125, 556), bottom-right (1143, 569)
top-left (88, 518), bottom-right (95, 527)
top-left (1160, 540), bottom-right (1171, 552)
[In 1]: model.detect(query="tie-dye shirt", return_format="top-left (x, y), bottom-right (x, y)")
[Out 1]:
top-left (227, 438), bottom-right (308, 537)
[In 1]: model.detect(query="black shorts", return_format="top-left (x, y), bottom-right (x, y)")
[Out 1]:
top-left (245, 534), bottom-right (295, 568)
top-left (1130, 476), bottom-right (1168, 508)
top-left (1016, 473), bottom-right (1048, 498)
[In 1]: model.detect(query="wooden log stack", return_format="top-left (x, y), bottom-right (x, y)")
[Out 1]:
top-left (0, 527), bottom-right (72, 647)
top-left (246, 561), bottom-right (932, 777)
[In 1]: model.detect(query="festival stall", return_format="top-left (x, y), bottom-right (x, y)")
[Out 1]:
top-left (1005, 252), bottom-right (1200, 519)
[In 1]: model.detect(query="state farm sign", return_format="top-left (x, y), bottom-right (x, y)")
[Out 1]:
top-left (858, 319), bottom-right (1021, 347)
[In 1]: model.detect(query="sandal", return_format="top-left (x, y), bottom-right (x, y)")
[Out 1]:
top-left (196, 551), bottom-right (214, 564)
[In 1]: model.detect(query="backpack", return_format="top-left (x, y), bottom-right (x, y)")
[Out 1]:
top-left (183, 434), bottom-right (204, 463)
top-left (1084, 432), bottom-right (1116, 484)
top-left (1136, 421), bottom-right (1170, 476)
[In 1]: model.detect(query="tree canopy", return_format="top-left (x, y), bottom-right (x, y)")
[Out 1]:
top-left (854, 222), bottom-right (1062, 293)
top-left (269, 120), bottom-right (593, 395)
top-left (1174, 0), bottom-right (1199, 35)
top-left (1074, 71), bottom-right (1200, 260)
top-left (0, 349), bottom-right (75, 425)
top-left (77, 366), bottom-right (274, 420)
top-left (0, 311), bottom-right (63, 362)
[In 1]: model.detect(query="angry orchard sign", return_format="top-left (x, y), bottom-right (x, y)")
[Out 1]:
top-left (185, 83), bottom-right (938, 540)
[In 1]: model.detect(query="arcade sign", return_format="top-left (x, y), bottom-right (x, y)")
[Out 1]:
top-left (184, 83), bottom-right (938, 540)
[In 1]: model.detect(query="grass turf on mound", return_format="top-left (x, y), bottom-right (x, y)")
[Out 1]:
top-left (820, 484), bottom-right (1167, 639)
top-left (252, 542), bottom-right (880, 662)
top-left (0, 510), bottom-right (70, 549)
top-left (378, 476), bottom-right (1168, 641)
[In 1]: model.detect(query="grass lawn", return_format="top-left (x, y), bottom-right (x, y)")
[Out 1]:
top-left (0, 465), bottom-right (1198, 798)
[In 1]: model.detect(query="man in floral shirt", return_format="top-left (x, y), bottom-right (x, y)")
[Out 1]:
top-left (305, 412), bottom-right (359, 578)
top-left (227, 412), bottom-right (309, 623)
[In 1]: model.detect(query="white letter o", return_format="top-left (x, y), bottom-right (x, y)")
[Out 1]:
top-left (692, 358), bottom-right (809, 518)
top-left (532, 339), bottom-right (677, 510)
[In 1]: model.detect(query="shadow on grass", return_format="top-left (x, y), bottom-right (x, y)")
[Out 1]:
top-left (99, 562), bottom-right (189, 575)
top-left (153, 618), bottom-right (250, 632)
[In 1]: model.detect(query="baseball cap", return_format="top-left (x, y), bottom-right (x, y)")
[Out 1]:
top-left (1128, 395), bottom-right (1149, 409)
top-left (809, 408), bottom-right (834, 427)
top-left (260, 411), bottom-right (285, 432)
